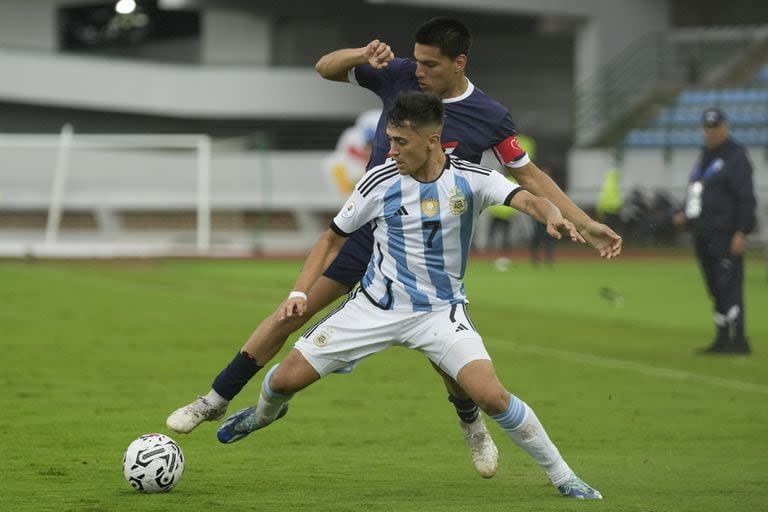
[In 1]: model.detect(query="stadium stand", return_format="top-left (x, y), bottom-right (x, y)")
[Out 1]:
top-left (624, 80), bottom-right (768, 148)
top-left (576, 25), bottom-right (768, 148)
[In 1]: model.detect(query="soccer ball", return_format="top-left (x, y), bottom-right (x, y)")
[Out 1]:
top-left (122, 433), bottom-right (184, 493)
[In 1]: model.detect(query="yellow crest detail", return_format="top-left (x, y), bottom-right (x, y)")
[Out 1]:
top-left (421, 198), bottom-right (439, 217)
top-left (314, 332), bottom-right (329, 347)
top-left (448, 188), bottom-right (467, 215)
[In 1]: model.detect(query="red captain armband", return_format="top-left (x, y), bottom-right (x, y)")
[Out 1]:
top-left (492, 135), bottom-right (527, 167)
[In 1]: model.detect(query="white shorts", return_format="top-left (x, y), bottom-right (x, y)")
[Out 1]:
top-left (295, 288), bottom-right (490, 380)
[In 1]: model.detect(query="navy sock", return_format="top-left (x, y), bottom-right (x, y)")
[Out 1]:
top-left (448, 394), bottom-right (480, 423)
top-left (211, 351), bottom-right (263, 401)
top-left (716, 325), bottom-right (729, 341)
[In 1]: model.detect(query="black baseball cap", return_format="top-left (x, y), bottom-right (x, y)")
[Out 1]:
top-left (701, 107), bottom-right (727, 127)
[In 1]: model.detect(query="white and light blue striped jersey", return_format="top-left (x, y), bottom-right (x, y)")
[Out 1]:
top-left (331, 154), bottom-right (521, 312)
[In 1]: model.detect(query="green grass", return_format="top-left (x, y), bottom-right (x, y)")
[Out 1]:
top-left (2, 256), bottom-right (767, 511)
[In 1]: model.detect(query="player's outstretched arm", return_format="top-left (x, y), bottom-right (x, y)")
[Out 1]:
top-left (508, 161), bottom-right (622, 258)
top-left (509, 191), bottom-right (585, 243)
top-left (578, 220), bottom-right (623, 259)
top-left (281, 229), bottom-right (347, 320)
top-left (315, 40), bottom-right (395, 82)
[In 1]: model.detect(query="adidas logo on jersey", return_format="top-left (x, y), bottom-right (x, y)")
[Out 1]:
top-left (394, 206), bottom-right (409, 216)
top-left (455, 323), bottom-right (470, 332)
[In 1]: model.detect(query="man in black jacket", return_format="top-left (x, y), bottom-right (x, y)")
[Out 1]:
top-left (675, 108), bottom-right (757, 354)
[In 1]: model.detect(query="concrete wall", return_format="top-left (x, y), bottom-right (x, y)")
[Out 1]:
top-left (0, 48), bottom-right (378, 118)
top-left (370, 0), bottom-right (670, 85)
top-left (0, 1), bottom-right (59, 51)
top-left (201, 8), bottom-right (271, 65)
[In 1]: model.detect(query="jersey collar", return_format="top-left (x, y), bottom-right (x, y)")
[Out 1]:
top-left (442, 78), bottom-right (474, 104)
top-left (411, 153), bottom-right (450, 184)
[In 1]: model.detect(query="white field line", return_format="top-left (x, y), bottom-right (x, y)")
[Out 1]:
top-left (487, 338), bottom-right (768, 395)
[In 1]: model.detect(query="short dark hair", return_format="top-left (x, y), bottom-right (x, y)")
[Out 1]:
top-left (414, 17), bottom-right (472, 59)
top-left (388, 91), bottom-right (444, 131)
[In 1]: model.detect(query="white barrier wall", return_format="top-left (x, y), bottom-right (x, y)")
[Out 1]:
top-left (0, 136), bottom-right (348, 256)
top-left (0, 150), bottom-right (343, 211)
top-left (2, 140), bottom-right (764, 257)
top-left (0, 49), bottom-right (378, 118)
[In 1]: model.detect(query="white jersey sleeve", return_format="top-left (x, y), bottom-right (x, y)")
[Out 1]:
top-left (475, 169), bottom-right (522, 211)
top-left (331, 170), bottom-right (386, 235)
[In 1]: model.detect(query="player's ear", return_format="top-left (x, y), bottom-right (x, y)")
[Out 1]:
top-left (454, 54), bottom-right (467, 73)
top-left (428, 131), bottom-right (441, 149)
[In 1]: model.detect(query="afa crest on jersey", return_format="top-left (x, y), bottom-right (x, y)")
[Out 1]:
top-left (313, 329), bottom-right (332, 347)
top-left (448, 188), bottom-right (468, 215)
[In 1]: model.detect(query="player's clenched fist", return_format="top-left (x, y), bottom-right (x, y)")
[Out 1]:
top-left (365, 39), bottom-right (394, 69)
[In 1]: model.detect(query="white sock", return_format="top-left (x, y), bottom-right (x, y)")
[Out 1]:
top-left (204, 389), bottom-right (228, 408)
top-left (491, 394), bottom-right (574, 486)
top-left (253, 365), bottom-right (293, 421)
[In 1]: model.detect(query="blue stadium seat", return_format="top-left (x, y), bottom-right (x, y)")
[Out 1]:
top-left (625, 129), bottom-right (666, 147)
top-left (733, 128), bottom-right (768, 146)
top-left (656, 108), bottom-right (673, 126)
top-left (720, 89), bottom-right (750, 103)
top-left (668, 130), bottom-right (702, 147)
top-left (755, 66), bottom-right (768, 84)
top-left (633, 85), bottom-right (768, 147)
top-left (678, 90), bottom-right (704, 105)
top-left (677, 109), bottom-right (699, 124)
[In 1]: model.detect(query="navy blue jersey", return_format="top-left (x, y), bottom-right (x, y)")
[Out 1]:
top-left (687, 138), bottom-right (757, 235)
top-left (351, 58), bottom-right (529, 169)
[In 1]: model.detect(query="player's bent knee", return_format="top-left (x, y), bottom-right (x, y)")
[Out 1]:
top-left (466, 386), bottom-right (509, 416)
top-left (438, 372), bottom-right (469, 399)
top-left (268, 350), bottom-right (320, 395)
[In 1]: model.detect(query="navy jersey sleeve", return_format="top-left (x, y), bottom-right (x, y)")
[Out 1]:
top-left (496, 111), bottom-right (518, 140)
top-left (352, 58), bottom-right (414, 97)
top-left (728, 148), bottom-right (757, 234)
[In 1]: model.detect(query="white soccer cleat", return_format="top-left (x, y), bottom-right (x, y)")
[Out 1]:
top-left (166, 396), bottom-right (227, 434)
top-left (460, 416), bottom-right (499, 478)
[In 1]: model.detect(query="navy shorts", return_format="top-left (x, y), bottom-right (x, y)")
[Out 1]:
top-left (323, 223), bottom-right (375, 288)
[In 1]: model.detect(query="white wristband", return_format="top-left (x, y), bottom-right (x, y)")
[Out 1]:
top-left (288, 291), bottom-right (307, 301)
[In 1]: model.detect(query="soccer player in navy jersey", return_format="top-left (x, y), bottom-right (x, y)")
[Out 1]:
top-left (215, 92), bottom-right (602, 499)
top-left (167, 17), bottom-right (621, 480)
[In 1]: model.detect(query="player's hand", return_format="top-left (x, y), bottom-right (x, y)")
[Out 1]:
top-left (730, 231), bottom-right (747, 256)
top-left (364, 39), bottom-right (394, 69)
top-left (673, 211), bottom-right (687, 228)
top-left (546, 218), bottom-right (585, 243)
top-left (280, 296), bottom-right (307, 320)
top-left (579, 220), bottom-right (622, 259)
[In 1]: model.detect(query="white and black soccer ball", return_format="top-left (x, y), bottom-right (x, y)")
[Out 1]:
top-left (122, 433), bottom-right (184, 493)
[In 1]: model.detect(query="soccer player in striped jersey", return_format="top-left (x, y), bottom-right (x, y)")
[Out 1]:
top-left (167, 17), bottom-right (621, 480)
top-left (216, 92), bottom-right (602, 499)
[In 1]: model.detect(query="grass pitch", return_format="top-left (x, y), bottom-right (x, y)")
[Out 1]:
top-left (1, 255), bottom-right (766, 511)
